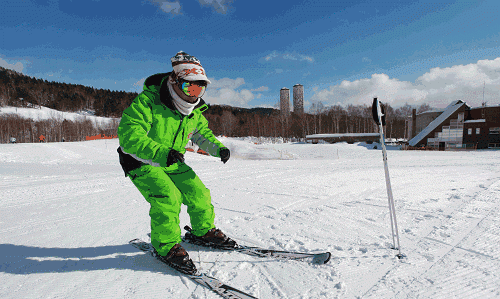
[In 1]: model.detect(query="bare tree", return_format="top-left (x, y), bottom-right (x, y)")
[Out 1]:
top-left (417, 103), bottom-right (432, 114)
top-left (309, 101), bottom-right (324, 134)
top-left (396, 103), bottom-right (413, 118)
top-left (346, 104), bottom-right (358, 133)
top-left (361, 105), bottom-right (372, 133)
top-left (221, 110), bottom-right (237, 136)
top-left (327, 105), bottom-right (344, 133)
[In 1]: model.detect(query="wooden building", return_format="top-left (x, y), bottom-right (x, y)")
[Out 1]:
top-left (408, 100), bottom-right (500, 150)
top-left (463, 105), bottom-right (500, 149)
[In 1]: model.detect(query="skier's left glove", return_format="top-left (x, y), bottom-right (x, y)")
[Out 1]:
top-left (220, 148), bottom-right (230, 164)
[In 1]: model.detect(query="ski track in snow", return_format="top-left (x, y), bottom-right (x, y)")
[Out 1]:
top-left (361, 176), bottom-right (500, 298)
top-left (1, 138), bottom-right (500, 298)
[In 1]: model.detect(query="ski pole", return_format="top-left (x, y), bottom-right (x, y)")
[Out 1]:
top-left (371, 98), bottom-right (404, 259)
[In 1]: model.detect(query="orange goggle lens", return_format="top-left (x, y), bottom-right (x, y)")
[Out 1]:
top-left (181, 81), bottom-right (206, 98)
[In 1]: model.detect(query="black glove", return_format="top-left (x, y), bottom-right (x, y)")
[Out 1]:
top-left (167, 149), bottom-right (185, 167)
top-left (220, 148), bottom-right (230, 164)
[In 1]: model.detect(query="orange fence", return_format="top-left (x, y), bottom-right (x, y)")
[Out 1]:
top-left (86, 134), bottom-right (118, 141)
top-left (185, 148), bottom-right (209, 156)
top-left (197, 149), bottom-right (209, 155)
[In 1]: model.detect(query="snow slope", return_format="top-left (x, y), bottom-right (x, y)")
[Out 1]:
top-left (1, 138), bottom-right (499, 298)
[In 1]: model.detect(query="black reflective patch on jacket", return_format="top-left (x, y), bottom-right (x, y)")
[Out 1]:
top-left (117, 147), bottom-right (145, 177)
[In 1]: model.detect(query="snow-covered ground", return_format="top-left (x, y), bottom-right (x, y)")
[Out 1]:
top-left (1, 138), bottom-right (499, 298)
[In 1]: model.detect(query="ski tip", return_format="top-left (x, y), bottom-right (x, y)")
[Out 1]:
top-left (323, 252), bottom-right (332, 264)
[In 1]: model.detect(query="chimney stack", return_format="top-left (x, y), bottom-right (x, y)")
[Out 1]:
top-left (411, 109), bottom-right (417, 139)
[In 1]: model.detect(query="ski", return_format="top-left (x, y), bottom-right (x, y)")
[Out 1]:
top-left (129, 238), bottom-right (258, 299)
top-left (182, 226), bottom-right (332, 265)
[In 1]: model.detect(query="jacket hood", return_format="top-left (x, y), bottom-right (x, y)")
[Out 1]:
top-left (143, 73), bottom-right (166, 95)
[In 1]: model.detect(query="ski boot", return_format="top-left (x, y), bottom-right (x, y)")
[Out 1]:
top-left (184, 226), bottom-right (238, 250)
top-left (153, 243), bottom-right (197, 275)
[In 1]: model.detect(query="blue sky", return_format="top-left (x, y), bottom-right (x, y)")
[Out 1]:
top-left (1, 0), bottom-right (499, 110)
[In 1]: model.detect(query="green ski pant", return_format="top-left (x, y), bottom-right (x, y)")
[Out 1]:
top-left (128, 163), bottom-right (215, 256)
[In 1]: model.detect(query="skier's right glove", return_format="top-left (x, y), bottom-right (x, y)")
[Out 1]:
top-left (167, 149), bottom-right (185, 167)
top-left (219, 148), bottom-right (230, 164)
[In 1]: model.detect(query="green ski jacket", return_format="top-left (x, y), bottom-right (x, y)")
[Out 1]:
top-left (117, 72), bottom-right (225, 174)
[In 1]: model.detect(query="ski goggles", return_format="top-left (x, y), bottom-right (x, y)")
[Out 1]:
top-left (177, 80), bottom-right (207, 98)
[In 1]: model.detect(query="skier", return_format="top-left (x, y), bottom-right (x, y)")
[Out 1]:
top-left (117, 51), bottom-right (235, 275)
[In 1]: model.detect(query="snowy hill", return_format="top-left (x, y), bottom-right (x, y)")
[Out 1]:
top-left (0, 105), bottom-right (118, 126)
top-left (1, 138), bottom-right (499, 298)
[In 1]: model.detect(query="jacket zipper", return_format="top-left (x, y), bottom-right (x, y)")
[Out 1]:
top-left (171, 115), bottom-right (185, 149)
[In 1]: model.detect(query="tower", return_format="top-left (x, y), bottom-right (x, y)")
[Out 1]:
top-left (293, 84), bottom-right (304, 115)
top-left (280, 87), bottom-right (290, 121)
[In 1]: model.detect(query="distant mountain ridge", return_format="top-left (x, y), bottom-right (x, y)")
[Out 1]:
top-left (0, 66), bottom-right (138, 117)
top-left (0, 66), bottom-right (279, 118)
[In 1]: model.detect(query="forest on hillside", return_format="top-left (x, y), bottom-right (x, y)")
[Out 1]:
top-left (0, 66), bottom-right (432, 143)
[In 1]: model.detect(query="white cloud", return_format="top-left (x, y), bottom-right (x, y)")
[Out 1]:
top-left (312, 57), bottom-right (500, 108)
top-left (148, 0), bottom-right (232, 15)
top-left (209, 77), bottom-right (245, 90)
top-left (0, 57), bottom-right (24, 73)
top-left (197, 0), bottom-right (233, 14)
top-left (251, 86), bottom-right (269, 92)
top-left (133, 78), bottom-right (146, 89)
top-left (148, 0), bottom-right (182, 14)
top-left (263, 51), bottom-right (314, 63)
top-left (302, 56), bottom-right (314, 63)
top-left (203, 77), bottom-right (258, 107)
top-left (264, 52), bottom-right (277, 61)
top-left (207, 88), bottom-right (255, 107)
